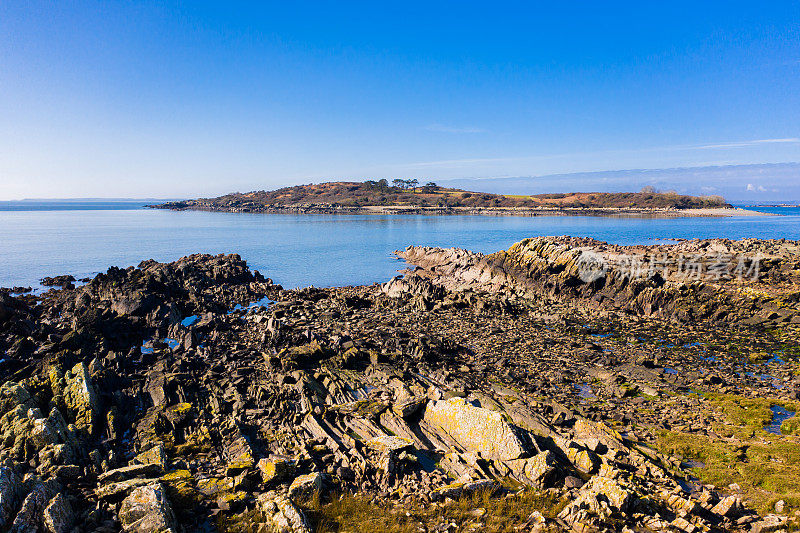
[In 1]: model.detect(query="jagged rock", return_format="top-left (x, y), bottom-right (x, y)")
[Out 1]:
top-left (216, 491), bottom-right (249, 512)
top-left (133, 444), bottom-right (168, 470)
top-left (222, 423), bottom-right (254, 474)
top-left (712, 495), bottom-right (742, 518)
top-left (145, 374), bottom-right (168, 407)
top-left (288, 473), bottom-right (322, 501)
top-left (96, 478), bottom-right (161, 500)
top-left (118, 483), bottom-right (177, 533)
top-left (392, 395), bottom-right (427, 418)
top-left (431, 479), bottom-right (496, 501)
top-left (750, 514), bottom-right (787, 533)
top-left (1, 243), bottom-right (796, 532)
top-left (196, 477), bottom-right (234, 497)
top-left (0, 382), bottom-right (34, 413)
top-left (98, 464), bottom-right (163, 484)
top-left (257, 457), bottom-right (295, 484)
top-left (381, 274), bottom-right (445, 301)
top-left (10, 481), bottom-right (57, 533)
top-left (565, 442), bottom-right (601, 474)
top-left (423, 397), bottom-right (528, 461)
top-left (366, 435), bottom-right (413, 453)
top-left (258, 495), bottom-right (311, 533)
top-left (572, 418), bottom-right (625, 450)
top-left (559, 472), bottom-right (636, 525)
top-left (42, 493), bottom-right (73, 533)
top-left (163, 403), bottom-right (193, 426)
top-left (0, 467), bottom-right (22, 528)
top-left (505, 450), bottom-right (558, 488)
top-left (63, 362), bottom-right (100, 435)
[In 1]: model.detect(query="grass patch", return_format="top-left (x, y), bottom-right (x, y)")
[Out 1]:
top-left (652, 391), bottom-right (800, 514)
top-left (705, 392), bottom-right (776, 429)
top-left (309, 488), bottom-right (568, 533)
top-left (782, 416), bottom-right (800, 436)
top-left (215, 509), bottom-right (267, 533)
top-left (655, 429), bottom-right (800, 514)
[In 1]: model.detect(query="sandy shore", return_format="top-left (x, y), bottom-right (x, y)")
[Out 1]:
top-left (687, 207), bottom-right (774, 217)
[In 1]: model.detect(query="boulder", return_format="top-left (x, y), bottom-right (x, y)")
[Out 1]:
top-left (392, 395), bottom-right (427, 418)
top-left (288, 473), bottom-right (322, 501)
top-left (11, 482), bottom-right (56, 533)
top-left (565, 442), bottom-right (601, 474)
top-left (96, 478), bottom-right (161, 500)
top-left (133, 444), bottom-right (168, 470)
top-left (63, 362), bottom-right (100, 435)
top-left (750, 514), bottom-right (788, 533)
top-left (0, 467), bottom-right (22, 528)
top-left (257, 457), bottom-right (295, 484)
top-left (98, 464), bottom-right (164, 484)
top-left (42, 493), bottom-right (73, 533)
top-left (118, 483), bottom-right (177, 533)
top-left (711, 495), bottom-right (742, 518)
top-left (258, 495), bottom-right (311, 533)
top-left (559, 472), bottom-right (636, 525)
top-left (505, 450), bottom-right (558, 488)
top-left (423, 397), bottom-right (528, 461)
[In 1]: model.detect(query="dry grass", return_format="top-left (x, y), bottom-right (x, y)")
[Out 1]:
top-left (654, 392), bottom-right (800, 516)
top-left (309, 488), bottom-right (568, 533)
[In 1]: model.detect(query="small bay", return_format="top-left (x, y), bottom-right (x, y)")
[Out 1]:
top-left (1, 202), bottom-right (798, 290)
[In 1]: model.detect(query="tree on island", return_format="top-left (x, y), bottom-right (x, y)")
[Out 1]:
top-left (390, 178), bottom-right (422, 191)
top-left (421, 181), bottom-right (439, 193)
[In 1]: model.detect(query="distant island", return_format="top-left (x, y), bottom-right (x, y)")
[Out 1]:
top-left (151, 180), bottom-right (743, 216)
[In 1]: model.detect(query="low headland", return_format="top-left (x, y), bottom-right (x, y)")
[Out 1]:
top-left (151, 181), bottom-right (762, 217)
top-left (1, 236), bottom-right (798, 531)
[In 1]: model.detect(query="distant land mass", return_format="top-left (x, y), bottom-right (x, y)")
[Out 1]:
top-left (436, 163), bottom-right (800, 204)
top-left (153, 180), bottom-right (734, 216)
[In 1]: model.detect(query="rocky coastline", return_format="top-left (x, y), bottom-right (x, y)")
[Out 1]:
top-left (148, 202), bottom-right (762, 218)
top-left (0, 237), bottom-right (799, 532)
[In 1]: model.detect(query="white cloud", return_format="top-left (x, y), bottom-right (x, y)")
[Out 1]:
top-left (693, 138), bottom-right (800, 150)
top-left (746, 183), bottom-right (768, 192)
top-left (394, 137), bottom-right (800, 172)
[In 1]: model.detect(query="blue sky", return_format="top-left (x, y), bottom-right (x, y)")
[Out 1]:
top-left (1, 1), bottom-right (799, 200)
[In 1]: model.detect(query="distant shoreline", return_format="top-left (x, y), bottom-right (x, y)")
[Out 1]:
top-left (148, 203), bottom-right (771, 218)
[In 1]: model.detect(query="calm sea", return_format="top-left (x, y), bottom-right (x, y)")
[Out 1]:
top-left (1, 201), bottom-right (798, 290)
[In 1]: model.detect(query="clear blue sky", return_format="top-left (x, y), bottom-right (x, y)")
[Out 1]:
top-left (1, 1), bottom-right (799, 199)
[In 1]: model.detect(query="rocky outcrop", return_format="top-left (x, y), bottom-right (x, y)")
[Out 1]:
top-left (0, 248), bottom-right (796, 531)
top-left (398, 237), bottom-right (800, 326)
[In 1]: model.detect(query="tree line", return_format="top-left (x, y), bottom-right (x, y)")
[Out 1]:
top-left (363, 179), bottom-right (439, 192)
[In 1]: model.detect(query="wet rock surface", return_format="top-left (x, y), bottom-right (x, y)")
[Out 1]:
top-left (0, 240), bottom-right (798, 531)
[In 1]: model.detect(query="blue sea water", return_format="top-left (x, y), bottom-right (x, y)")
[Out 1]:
top-left (0, 202), bottom-right (798, 290)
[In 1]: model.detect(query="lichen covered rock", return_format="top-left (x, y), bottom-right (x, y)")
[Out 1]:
top-left (423, 397), bottom-right (528, 461)
top-left (63, 362), bottom-right (100, 435)
top-left (118, 483), bottom-right (177, 533)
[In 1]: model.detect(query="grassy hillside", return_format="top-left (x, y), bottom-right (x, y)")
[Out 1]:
top-left (159, 181), bottom-right (731, 210)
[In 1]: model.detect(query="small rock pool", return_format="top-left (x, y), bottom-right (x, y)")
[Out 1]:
top-left (765, 405), bottom-right (795, 435)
